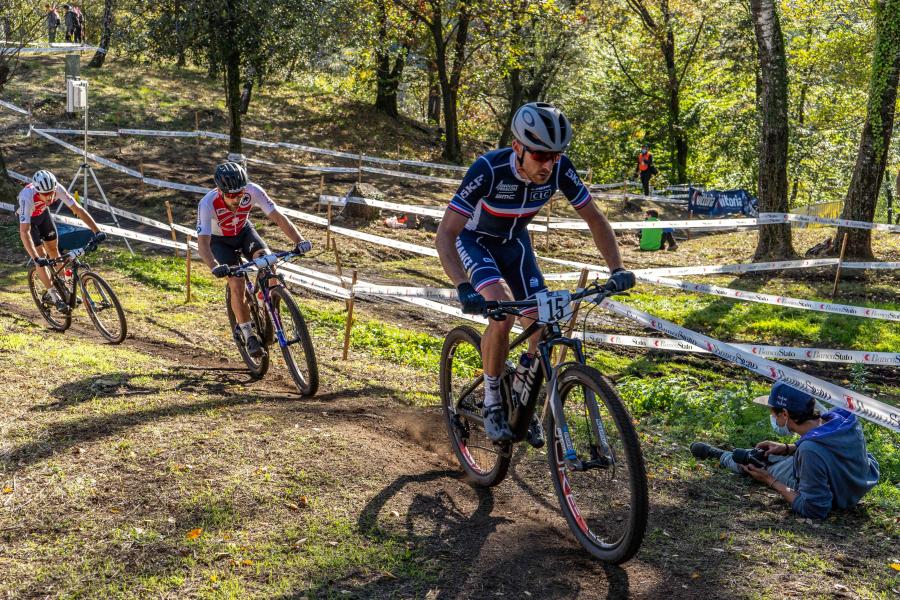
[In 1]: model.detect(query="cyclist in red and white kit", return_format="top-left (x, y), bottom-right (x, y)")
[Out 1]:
top-left (196, 162), bottom-right (311, 358)
top-left (17, 170), bottom-right (105, 314)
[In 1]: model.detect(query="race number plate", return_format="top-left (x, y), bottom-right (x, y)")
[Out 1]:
top-left (535, 290), bottom-right (573, 323)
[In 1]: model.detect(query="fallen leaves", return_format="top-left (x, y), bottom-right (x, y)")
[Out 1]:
top-left (1, 487), bottom-right (12, 495)
top-left (890, 563), bottom-right (900, 571)
top-left (186, 528), bottom-right (203, 540)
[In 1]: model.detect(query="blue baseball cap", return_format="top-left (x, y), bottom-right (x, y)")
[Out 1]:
top-left (768, 382), bottom-right (814, 413)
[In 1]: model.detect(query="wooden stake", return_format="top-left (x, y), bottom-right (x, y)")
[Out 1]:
top-left (545, 197), bottom-right (553, 251)
top-left (557, 268), bottom-right (590, 365)
top-left (586, 166), bottom-right (593, 185)
top-left (333, 237), bottom-right (344, 280)
top-left (342, 269), bottom-right (358, 360)
top-left (316, 174), bottom-right (325, 215)
top-left (165, 201), bottom-right (179, 257)
top-left (831, 233), bottom-right (849, 298)
top-left (139, 159), bottom-right (145, 196)
top-left (326, 201), bottom-right (333, 249)
top-left (357, 153), bottom-right (363, 184)
top-left (185, 234), bottom-right (193, 303)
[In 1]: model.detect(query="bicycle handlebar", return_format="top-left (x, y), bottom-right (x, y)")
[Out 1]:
top-left (481, 279), bottom-right (619, 320)
top-left (227, 249), bottom-right (303, 277)
top-left (41, 241), bottom-right (100, 266)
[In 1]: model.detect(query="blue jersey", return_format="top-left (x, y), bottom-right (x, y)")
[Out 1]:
top-left (448, 148), bottom-right (592, 239)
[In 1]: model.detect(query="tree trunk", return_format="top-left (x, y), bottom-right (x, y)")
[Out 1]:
top-left (430, 8), bottom-right (468, 163)
top-left (88, 0), bottom-right (114, 68)
top-left (426, 59), bottom-right (441, 124)
top-left (498, 68), bottom-right (524, 147)
top-left (222, 2), bottom-right (242, 155)
top-left (375, 52), bottom-right (405, 118)
top-left (834, 0), bottom-right (900, 260)
top-left (660, 9), bottom-right (687, 184)
top-left (751, 0), bottom-right (795, 260)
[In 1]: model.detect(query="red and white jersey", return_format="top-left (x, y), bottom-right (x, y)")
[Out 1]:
top-left (196, 182), bottom-right (277, 237)
top-left (17, 183), bottom-right (77, 224)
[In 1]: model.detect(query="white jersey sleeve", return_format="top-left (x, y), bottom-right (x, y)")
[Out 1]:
top-left (247, 182), bottom-right (277, 216)
top-left (54, 183), bottom-right (77, 208)
top-left (196, 189), bottom-right (217, 236)
top-left (17, 187), bottom-right (34, 224)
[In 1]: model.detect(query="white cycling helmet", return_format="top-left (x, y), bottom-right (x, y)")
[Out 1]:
top-left (32, 170), bottom-right (58, 193)
top-left (510, 102), bottom-right (573, 152)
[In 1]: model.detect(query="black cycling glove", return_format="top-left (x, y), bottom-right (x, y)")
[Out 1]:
top-left (456, 282), bottom-right (486, 315)
top-left (211, 264), bottom-right (231, 278)
top-left (93, 231), bottom-right (108, 244)
top-left (606, 268), bottom-right (636, 292)
top-left (35, 257), bottom-right (51, 267)
top-left (294, 240), bottom-right (313, 255)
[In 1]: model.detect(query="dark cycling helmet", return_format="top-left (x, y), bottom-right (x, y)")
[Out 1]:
top-left (510, 102), bottom-right (572, 152)
top-left (32, 170), bottom-right (58, 193)
top-left (214, 162), bottom-right (248, 194)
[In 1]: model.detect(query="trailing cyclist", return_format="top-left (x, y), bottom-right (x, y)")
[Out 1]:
top-left (196, 162), bottom-right (311, 359)
top-left (17, 169), bottom-right (106, 314)
top-left (435, 102), bottom-right (636, 444)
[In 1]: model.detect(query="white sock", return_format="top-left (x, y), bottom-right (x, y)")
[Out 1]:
top-left (238, 321), bottom-right (253, 341)
top-left (47, 288), bottom-right (61, 301)
top-left (484, 374), bottom-right (501, 408)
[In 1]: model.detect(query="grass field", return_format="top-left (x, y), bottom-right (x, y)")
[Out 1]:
top-left (1, 56), bottom-right (899, 599)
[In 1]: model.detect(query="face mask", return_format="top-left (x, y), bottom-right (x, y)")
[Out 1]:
top-left (770, 414), bottom-right (791, 436)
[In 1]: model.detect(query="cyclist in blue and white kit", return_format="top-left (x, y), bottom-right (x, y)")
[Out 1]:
top-left (436, 103), bottom-right (635, 443)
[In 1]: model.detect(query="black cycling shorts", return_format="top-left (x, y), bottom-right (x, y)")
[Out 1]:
top-left (29, 211), bottom-right (58, 247)
top-left (210, 224), bottom-right (268, 267)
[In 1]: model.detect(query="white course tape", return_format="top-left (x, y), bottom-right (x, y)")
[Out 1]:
top-left (141, 177), bottom-right (208, 194)
top-left (599, 298), bottom-right (900, 432)
top-left (317, 194), bottom-right (548, 232)
top-left (38, 128), bottom-right (119, 137)
top-left (0, 99), bottom-right (29, 115)
top-left (329, 225), bottom-right (438, 257)
top-left (780, 212), bottom-right (900, 234)
top-left (359, 165), bottom-right (460, 186)
top-left (31, 128), bottom-right (143, 178)
top-left (246, 157), bottom-right (358, 174)
top-left (9, 44), bottom-right (104, 54)
top-left (552, 216), bottom-right (774, 231)
top-left (581, 332), bottom-right (900, 366)
top-left (594, 191), bottom-right (687, 205)
top-left (539, 255), bottom-right (900, 322)
top-left (119, 128), bottom-right (198, 138)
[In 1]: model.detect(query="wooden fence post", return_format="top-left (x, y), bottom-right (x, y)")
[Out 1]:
top-left (586, 167), bottom-right (593, 185)
top-left (139, 159), bottom-right (145, 197)
top-left (333, 237), bottom-right (344, 280)
top-left (831, 233), bottom-right (849, 298)
top-left (557, 268), bottom-right (590, 365)
top-left (357, 153), bottom-right (363, 184)
top-left (326, 200), bottom-right (333, 250)
top-left (165, 201), bottom-right (179, 257)
top-left (342, 269), bottom-right (358, 360)
top-left (185, 234), bottom-right (193, 303)
top-left (545, 197), bottom-right (553, 251)
top-left (316, 174), bottom-right (325, 215)
top-left (194, 110), bottom-right (200, 148)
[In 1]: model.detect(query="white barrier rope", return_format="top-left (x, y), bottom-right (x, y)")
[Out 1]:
top-left (599, 297), bottom-right (900, 432)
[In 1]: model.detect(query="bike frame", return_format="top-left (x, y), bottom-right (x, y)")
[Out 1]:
top-left (232, 253), bottom-right (300, 350)
top-left (456, 285), bottom-right (616, 471)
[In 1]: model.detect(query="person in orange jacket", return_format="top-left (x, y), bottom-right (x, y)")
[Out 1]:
top-left (634, 144), bottom-right (657, 196)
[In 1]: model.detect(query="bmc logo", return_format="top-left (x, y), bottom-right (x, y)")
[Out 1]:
top-left (459, 175), bottom-right (485, 200)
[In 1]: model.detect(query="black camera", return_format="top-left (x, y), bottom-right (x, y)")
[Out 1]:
top-left (731, 447), bottom-right (769, 469)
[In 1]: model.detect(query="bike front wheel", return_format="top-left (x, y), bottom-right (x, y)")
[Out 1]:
top-left (28, 267), bottom-right (71, 332)
top-left (80, 271), bottom-right (127, 343)
top-left (547, 363), bottom-right (648, 563)
top-left (225, 284), bottom-right (270, 379)
top-left (439, 326), bottom-right (510, 487)
top-left (269, 286), bottom-right (318, 396)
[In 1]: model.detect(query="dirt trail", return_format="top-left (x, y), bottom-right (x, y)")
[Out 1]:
top-left (0, 281), bottom-right (705, 599)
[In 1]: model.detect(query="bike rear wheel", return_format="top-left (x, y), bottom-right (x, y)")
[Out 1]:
top-left (269, 285), bottom-right (318, 396)
top-left (225, 284), bottom-right (270, 378)
top-left (547, 363), bottom-right (648, 563)
top-left (439, 326), bottom-right (510, 487)
top-left (80, 271), bottom-right (127, 343)
top-left (28, 267), bottom-right (71, 332)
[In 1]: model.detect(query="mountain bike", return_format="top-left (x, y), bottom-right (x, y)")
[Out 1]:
top-left (439, 281), bottom-right (648, 563)
top-left (27, 240), bottom-right (127, 344)
top-left (225, 250), bottom-right (318, 396)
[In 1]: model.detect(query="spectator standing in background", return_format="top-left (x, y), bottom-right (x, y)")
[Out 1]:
top-left (62, 4), bottom-right (76, 42)
top-left (635, 144), bottom-right (657, 196)
top-left (71, 4), bottom-right (84, 43)
top-left (46, 4), bottom-right (60, 43)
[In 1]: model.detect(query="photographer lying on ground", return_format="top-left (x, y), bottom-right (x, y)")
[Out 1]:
top-left (691, 382), bottom-right (880, 519)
